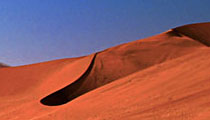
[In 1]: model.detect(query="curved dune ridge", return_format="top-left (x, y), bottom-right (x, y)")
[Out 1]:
top-left (174, 22), bottom-right (210, 46)
top-left (0, 22), bottom-right (210, 119)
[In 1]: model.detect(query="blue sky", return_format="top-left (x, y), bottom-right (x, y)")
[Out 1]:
top-left (0, 0), bottom-right (210, 66)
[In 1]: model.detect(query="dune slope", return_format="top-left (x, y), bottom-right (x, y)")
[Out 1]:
top-left (39, 47), bottom-right (210, 120)
top-left (0, 22), bottom-right (210, 120)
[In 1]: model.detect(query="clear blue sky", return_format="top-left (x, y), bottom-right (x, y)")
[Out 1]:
top-left (0, 0), bottom-right (210, 66)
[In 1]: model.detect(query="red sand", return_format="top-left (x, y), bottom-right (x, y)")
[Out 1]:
top-left (0, 22), bottom-right (210, 119)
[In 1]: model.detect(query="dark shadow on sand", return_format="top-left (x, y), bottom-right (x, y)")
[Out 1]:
top-left (40, 54), bottom-right (97, 106)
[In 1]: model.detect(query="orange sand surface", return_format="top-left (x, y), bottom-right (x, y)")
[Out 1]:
top-left (0, 22), bottom-right (210, 120)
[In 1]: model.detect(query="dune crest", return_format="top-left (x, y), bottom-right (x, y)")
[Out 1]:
top-left (173, 22), bottom-right (210, 46)
top-left (0, 22), bottom-right (210, 120)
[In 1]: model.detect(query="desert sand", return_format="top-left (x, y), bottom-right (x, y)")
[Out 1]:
top-left (0, 22), bottom-right (210, 120)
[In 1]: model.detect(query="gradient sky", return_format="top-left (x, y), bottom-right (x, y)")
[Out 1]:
top-left (0, 0), bottom-right (210, 66)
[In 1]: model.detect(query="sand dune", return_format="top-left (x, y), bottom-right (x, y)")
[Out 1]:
top-left (0, 22), bottom-right (210, 120)
top-left (0, 63), bottom-right (9, 68)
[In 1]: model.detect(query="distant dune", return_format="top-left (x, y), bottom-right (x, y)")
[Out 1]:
top-left (0, 63), bottom-right (9, 68)
top-left (0, 22), bottom-right (210, 120)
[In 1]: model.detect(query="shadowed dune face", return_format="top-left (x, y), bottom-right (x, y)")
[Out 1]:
top-left (40, 54), bottom-right (97, 105)
top-left (174, 22), bottom-right (210, 46)
top-left (1, 22), bottom-right (210, 119)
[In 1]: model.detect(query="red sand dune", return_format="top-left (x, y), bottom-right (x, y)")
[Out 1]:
top-left (0, 22), bottom-right (210, 120)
